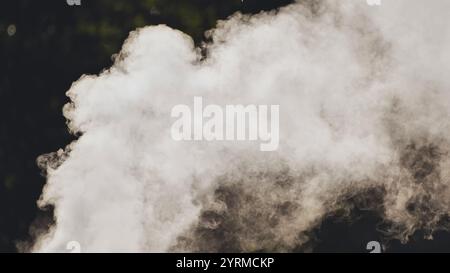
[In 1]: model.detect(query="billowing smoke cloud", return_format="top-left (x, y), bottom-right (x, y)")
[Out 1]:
top-left (31, 0), bottom-right (450, 252)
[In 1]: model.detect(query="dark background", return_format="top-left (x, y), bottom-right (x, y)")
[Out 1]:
top-left (1, 0), bottom-right (449, 253)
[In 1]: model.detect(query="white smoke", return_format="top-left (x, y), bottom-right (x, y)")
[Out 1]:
top-left (31, 0), bottom-right (450, 252)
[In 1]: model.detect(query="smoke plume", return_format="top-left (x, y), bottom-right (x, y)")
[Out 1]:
top-left (31, 0), bottom-right (450, 252)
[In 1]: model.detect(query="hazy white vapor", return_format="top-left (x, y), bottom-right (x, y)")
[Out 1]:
top-left (31, 0), bottom-right (450, 252)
